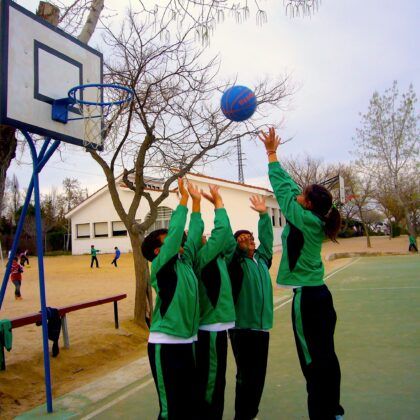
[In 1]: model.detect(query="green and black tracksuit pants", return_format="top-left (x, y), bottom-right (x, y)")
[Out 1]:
top-left (292, 285), bottom-right (345, 420)
top-left (229, 329), bottom-right (270, 420)
top-left (148, 342), bottom-right (197, 420)
top-left (196, 330), bottom-right (228, 420)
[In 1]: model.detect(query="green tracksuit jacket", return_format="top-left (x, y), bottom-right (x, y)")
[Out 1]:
top-left (268, 161), bottom-right (325, 287)
top-left (229, 213), bottom-right (274, 330)
top-left (195, 208), bottom-right (236, 326)
top-left (150, 205), bottom-right (204, 338)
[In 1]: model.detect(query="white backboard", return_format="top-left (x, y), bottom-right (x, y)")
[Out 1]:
top-left (0, 0), bottom-right (103, 149)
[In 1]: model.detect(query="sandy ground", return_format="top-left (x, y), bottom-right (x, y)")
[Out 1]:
top-left (0, 235), bottom-right (411, 418)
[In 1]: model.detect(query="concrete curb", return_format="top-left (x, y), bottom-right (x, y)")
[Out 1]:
top-left (325, 251), bottom-right (410, 261)
top-left (16, 356), bottom-right (151, 419)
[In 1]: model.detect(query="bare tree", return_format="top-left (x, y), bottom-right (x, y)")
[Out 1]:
top-left (87, 11), bottom-right (292, 326)
top-left (345, 170), bottom-right (375, 248)
top-left (281, 153), bottom-right (337, 189)
top-left (354, 81), bottom-right (420, 245)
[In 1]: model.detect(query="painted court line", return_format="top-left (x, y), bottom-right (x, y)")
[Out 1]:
top-left (274, 258), bottom-right (360, 311)
top-left (82, 258), bottom-right (360, 418)
top-left (81, 378), bottom-right (154, 420)
top-left (334, 286), bottom-right (420, 292)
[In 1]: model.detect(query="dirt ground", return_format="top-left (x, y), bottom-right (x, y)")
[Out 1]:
top-left (0, 235), bottom-right (411, 418)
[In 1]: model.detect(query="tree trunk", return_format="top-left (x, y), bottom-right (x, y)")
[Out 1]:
top-left (78, 0), bottom-right (105, 43)
top-left (129, 232), bottom-right (151, 328)
top-left (0, 126), bottom-right (17, 214)
top-left (362, 221), bottom-right (371, 248)
top-left (403, 207), bottom-right (417, 246)
top-left (388, 217), bottom-right (393, 240)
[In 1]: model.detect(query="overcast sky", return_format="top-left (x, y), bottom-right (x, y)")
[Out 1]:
top-left (11, 0), bottom-right (420, 193)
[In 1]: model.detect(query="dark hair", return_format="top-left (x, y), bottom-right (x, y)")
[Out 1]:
top-left (234, 230), bottom-right (252, 240)
top-left (141, 229), bottom-right (168, 262)
top-left (13, 257), bottom-right (18, 262)
top-left (304, 184), bottom-right (341, 242)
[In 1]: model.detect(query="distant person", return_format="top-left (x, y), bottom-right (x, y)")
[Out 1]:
top-left (19, 250), bottom-right (29, 267)
top-left (260, 127), bottom-right (345, 420)
top-left (10, 257), bottom-right (23, 300)
top-left (111, 247), bottom-right (121, 267)
top-left (90, 245), bottom-right (100, 268)
top-left (408, 235), bottom-right (418, 253)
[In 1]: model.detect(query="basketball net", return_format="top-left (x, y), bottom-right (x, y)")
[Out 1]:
top-left (75, 87), bottom-right (131, 150)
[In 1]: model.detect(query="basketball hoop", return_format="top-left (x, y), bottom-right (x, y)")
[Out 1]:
top-left (68, 83), bottom-right (134, 150)
top-left (52, 83), bottom-right (134, 150)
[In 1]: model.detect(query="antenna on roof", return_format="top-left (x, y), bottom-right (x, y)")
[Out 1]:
top-left (237, 137), bottom-right (245, 184)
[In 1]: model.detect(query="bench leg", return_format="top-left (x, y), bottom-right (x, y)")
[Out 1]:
top-left (114, 301), bottom-right (119, 329)
top-left (0, 335), bottom-right (5, 371)
top-left (61, 315), bottom-right (70, 349)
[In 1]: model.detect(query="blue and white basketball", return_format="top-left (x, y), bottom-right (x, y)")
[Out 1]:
top-left (221, 86), bottom-right (257, 122)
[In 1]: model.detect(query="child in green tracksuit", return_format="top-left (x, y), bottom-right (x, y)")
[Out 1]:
top-left (228, 195), bottom-right (274, 420)
top-left (141, 178), bottom-right (204, 420)
top-left (260, 127), bottom-right (344, 420)
top-left (194, 185), bottom-right (236, 420)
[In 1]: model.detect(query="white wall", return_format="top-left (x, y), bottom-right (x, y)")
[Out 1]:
top-left (69, 177), bottom-right (284, 255)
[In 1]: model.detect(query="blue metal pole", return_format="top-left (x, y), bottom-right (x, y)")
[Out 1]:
top-left (0, 138), bottom-right (53, 309)
top-left (25, 133), bottom-right (54, 413)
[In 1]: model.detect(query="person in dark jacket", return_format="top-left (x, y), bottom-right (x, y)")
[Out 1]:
top-left (228, 195), bottom-right (274, 420)
top-left (141, 178), bottom-right (203, 420)
top-left (194, 185), bottom-right (236, 420)
top-left (260, 127), bottom-right (344, 420)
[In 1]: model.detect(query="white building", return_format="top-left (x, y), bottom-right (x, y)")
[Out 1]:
top-left (66, 173), bottom-right (285, 255)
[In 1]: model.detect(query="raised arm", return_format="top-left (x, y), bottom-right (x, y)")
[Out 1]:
top-left (182, 182), bottom-right (204, 265)
top-left (196, 185), bottom-right (230, 273)
top-left (259, 127), bottom-right (301, 195)
top-left (222, 212), bottom-right (237, 265)
top-left (259, 128), bottom-right (307, 229)
top-left (250, 195), bottom-right (273, 265)
top-left (153, 178), bottom-right (189, 271)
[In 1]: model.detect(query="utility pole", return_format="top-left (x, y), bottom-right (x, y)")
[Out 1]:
top-left (237, 137), bottom-right (245, 184)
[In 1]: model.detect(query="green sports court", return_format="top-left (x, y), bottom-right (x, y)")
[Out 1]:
top-left (20, 254), bottom-right (419, 419)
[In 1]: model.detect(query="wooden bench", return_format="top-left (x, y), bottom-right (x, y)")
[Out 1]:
top-left (1, 293), bottom-right (127, 370)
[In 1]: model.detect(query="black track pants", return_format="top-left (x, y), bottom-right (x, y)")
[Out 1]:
top-left (229, 329), bottom-right (269, 420)
top-left (196, 329), bottom-right (228, 420)
top-left (292, 285), bottom-right (345, 420)
top-left (148, 342), bottom-right (197, 420)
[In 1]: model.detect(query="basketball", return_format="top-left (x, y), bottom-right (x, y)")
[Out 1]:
top-left (221, 85), bottom-right (257, 122)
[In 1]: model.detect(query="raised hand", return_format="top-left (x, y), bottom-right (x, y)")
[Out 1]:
top-left (187, 182), bottom-right (201, 202)
top-left (201, 185), bottom-right (224, 209)
top-left (258, 127), bottom-right (281, 153)
top-left (178, 177), bottom-right (189, 206)
top-left (250, 195), bottom-right (267, 214)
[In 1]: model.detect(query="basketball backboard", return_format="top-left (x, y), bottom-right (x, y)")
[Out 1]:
top-left (0, 0), bottom-right (103, 149)
top-left (319, 174), bottom-right (346, 205)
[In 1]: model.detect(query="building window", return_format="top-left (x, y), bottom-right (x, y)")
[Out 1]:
top-left (271, 208), bottom-right (276, 227)
top-left (278, 209), bottom-right (283, 227)
top-left (76, 223), bottom-right (90, 239)
top-left (145, 207), bottom-right (173, 234)
top-left (112, 221), bottom-right (127, 237)
top-left (94, 222), bottom-right (108, 238)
